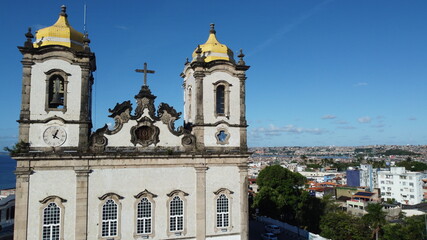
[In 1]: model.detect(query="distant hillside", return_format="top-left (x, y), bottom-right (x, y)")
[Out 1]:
top-left (382, 149), bottom-right (420, 156)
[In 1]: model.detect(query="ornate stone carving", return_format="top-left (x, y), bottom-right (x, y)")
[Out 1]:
top-left (134, 189), bottom-right (158, 199)
top-left (89, 125), bottom-right (108, 152)
top-left (89, 84), bottom-right (197, 150)
top-left (98, 192), bottom-right (124, 200)
top-left (130, 117), bottom-right (160, 147)
top-left (158, 103), bottom-right (184, 136)
top-left (39, 195), bottom-right (67, 204)
top-left (107, 101), bottom-right (132, 134)
top-left (134, 85), bottom-right (157, 120)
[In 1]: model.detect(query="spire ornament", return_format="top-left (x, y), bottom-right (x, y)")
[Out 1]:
top-left (60, 5), bottom-right (68, 17)
top-left (83, 33), bottom-right (91, 52)
top-left (195, 45), bottom-right (204, 63)
top-left (24, 27), bottom-right (34, 48)
top-left (210, 23), bottom-right (216, 34)
top-left (237, 49), bottom-right (246, 66)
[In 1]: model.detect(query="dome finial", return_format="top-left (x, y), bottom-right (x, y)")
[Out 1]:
top-left (210, 23), bottom-right (216, 34)
top-left (60, 5), bottom-right (68, 17)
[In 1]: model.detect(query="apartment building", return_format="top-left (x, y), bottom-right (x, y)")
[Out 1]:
top-left (378, 167), bottom-right (426, 205)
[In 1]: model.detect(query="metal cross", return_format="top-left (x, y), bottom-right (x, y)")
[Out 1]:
top-left (135, 62), bottom-right (155, 86)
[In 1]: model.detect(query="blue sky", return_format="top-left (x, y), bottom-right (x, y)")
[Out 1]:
top-left (0, 0), bottom-right (426, 148)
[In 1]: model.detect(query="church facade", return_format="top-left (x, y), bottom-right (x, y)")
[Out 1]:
top-left (13, 6), bottom-right (250, 240)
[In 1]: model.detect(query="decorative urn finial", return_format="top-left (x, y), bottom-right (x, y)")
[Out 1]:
top-left (210, 23), bottom-right (216, 34)
top-left (238, 49), bottom-right (246, 66)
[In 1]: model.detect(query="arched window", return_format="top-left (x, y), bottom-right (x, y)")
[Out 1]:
top-left (137, 198), bottom-right (152, 234)
top-left (102, 199), bottom-right (118, 237)
top-left (169, 196), bottom-right (184, 232)
top-left (213, 188), bottom-right (233, 232)
top-left (42, 202), bottom-right (61, 240)
top-left (44, 69), bottom-right (69, 111)
top-left (213, 81), bottom-right (232, 117)
top-left (216, 194), bottom-right (229, 228)
top-left (187, 86), bottom-right (192, 120)
top-left (48, 75), bottom-right (65, 109)
top-left (216, 85), bottom-right (225, 115)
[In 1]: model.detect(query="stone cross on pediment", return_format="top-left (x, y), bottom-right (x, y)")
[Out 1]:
top-left (135, 62), bottom-right (155, 86)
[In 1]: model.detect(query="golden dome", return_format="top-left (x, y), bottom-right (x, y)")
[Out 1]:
top-left (34, 6), bottom-right (84, 51)
top-left (192, 24), bottom-right (234, 63)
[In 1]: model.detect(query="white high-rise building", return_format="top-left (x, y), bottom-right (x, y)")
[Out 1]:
top-left (378, 167), bottom-right (426, 205)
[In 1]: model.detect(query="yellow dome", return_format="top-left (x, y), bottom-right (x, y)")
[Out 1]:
top-left (192, 24), bottom-right (234, 63)
top-left (34, 6), bottom-right (84, 51)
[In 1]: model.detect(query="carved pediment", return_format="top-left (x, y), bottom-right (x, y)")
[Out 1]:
top-left (89, 85), bottom-right (196, 151)
top-left (130, 117), bottom-right (160, 147)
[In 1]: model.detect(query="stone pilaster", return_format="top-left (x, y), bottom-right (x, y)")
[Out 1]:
top-left (237, 73), bottom-right (247, 126)
top-left (18, 59), bottom-right (34, 143)
top-left (193, 70), bottom-right (205, 125)
top-left (193, 69), bottom-right (205, 150)
top-left (78, 65), bottom-right (92, 149)
top-left (238, 164), bottom-right (249, 240)
top-left (13, 169), bottom-right (32, 240)
top-left (195, 165), bottom-right (208, 240)
top-left (75, 168), bottom-right (91, 240)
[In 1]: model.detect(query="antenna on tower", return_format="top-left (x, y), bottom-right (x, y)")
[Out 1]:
top-left (83, 3), bottom-right (87, 34)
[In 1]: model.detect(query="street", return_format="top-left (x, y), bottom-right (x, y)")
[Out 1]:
top-left (249, 219), bottom-right (306, 240)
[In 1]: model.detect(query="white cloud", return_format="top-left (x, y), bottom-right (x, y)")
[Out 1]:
top-left (408, 117), bottom-right (417, 121)
top-left (321, 114), bottom-right (336, 119)
top-left (358, 116), bottom-right (372, 123)
top-left (114, 25), bottom-right (129, 30)
top-left (334, 120), bottom-right (348, 125)
top-left (338, 126), bottom-right (356, 130)
top-left (252, 124), bottom-right (328, 137)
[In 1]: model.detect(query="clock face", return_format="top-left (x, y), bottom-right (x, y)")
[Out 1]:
top-left (43, 126), bottom-right (67, 146)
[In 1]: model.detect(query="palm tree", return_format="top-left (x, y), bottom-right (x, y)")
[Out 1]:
top-left (363, 203), bottom-right (386, 240)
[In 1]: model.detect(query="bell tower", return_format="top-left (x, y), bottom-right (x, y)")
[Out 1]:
top-left (182, 24), bottom-right (250, 151)
top-left (18, 6), bottom-right (96, 151)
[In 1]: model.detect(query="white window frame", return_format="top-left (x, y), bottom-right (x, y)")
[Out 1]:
top-left (39, 196), bottom-right (66, 240)
top-left (170, 196), bottom-right (184, 232)
top-left (98, 193), bottom-right (123, 240)
top-left (134, 189), bottom-right (157, 238)
top-left (213, 188), bottom-right (233, 233)
top-left (166, 190), bottom-right (188, 237)
top-left (216, 194), bottom-right (229, 228)
top-left (102, 199), bottom-right (118, 237)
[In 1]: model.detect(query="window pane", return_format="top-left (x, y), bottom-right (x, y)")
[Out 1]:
top-left (216, 85), bottom-right (225, 114)
top-left (170, 196), bottom-right (184, 232)
top-left (137, 198), bottom-right (152, 234)
top-left (43, 202), bottom-right (61, 240)
top-left (102, 199), bottom-right (118, 237)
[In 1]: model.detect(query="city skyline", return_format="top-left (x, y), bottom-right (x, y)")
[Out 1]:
top-left (1, 0), bottom-right (426, 149)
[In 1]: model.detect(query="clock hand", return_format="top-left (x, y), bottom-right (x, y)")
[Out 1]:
top-left (52, 130), bottom-right (59, 139)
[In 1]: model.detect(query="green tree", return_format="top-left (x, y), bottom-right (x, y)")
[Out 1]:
top-left (295, 191), bottom-right (324, 233)
top-left (254, 165), bottom-right (323, 230)
top-left (383, 215), bottom-right (426, 240)
top-left (362, 203), bottom-right (386, 240)
top-left (396, 160), bottom-right (427, 171)
top-left (320, 211), bottom-right (369, 240)
top-left (3, 141), bottom-right (29, 155)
